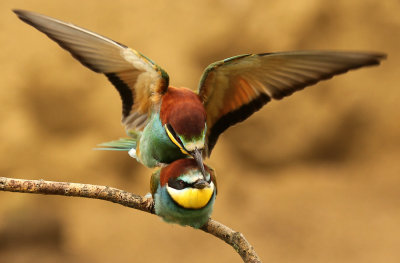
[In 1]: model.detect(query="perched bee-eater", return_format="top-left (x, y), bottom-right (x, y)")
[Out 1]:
top-left (151, 158), bottom-right (217, 228)
top-left (14, 10), bottom-right (386, 177)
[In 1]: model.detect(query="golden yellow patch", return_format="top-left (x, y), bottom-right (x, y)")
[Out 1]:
top-left (166, 183), bottom-right (214, 209)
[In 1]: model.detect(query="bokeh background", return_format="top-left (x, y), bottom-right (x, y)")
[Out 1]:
top-left (0, 0), bottom-right (399, 262)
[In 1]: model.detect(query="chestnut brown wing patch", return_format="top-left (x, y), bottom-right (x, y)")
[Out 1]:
top-left (198, 51), bottom-right (386, 156)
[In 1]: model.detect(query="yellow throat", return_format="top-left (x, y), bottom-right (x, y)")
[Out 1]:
top-left (166, 182), bottom-right (215, 209)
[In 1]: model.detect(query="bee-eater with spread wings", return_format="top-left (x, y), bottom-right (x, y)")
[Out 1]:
top-left (14, 10), bottom-right (386, 179)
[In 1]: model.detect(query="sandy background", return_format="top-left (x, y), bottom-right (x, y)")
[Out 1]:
top-left (0, 0), bottom-right (399, 262)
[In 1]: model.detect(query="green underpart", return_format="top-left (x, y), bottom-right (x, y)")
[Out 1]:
top-left (139, 113), bottom-right (187, 167)
top-left (154, 185), bottom-right (215, 229)
top-left (94, 111), bottom-right (190, 167)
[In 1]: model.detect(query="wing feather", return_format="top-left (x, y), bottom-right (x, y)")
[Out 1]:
top-left (198, 51), bottom-right (386, 155)
top-left (14, 9), bottom-right (169, 132)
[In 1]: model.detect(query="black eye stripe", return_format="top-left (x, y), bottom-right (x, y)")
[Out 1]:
top-left (167, 174), bottom-right (212, 190)
top-left (168, 178), bottom-right (190, 190)
top-left (166, 123), bottom-right (184, 146)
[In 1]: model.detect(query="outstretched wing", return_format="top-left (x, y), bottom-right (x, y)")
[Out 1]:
top-left (14, 9), bottom-right (169, 132)
top-left (198, 51), bottom-right (386, 156)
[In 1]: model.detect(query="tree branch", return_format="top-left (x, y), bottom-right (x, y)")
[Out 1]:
top-left (0, 176), bottom-right (261, 263)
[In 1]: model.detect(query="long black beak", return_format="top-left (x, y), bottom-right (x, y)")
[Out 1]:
top-left (193, 179), bottom-right (210, 189)
top-left (192, 148), bottom-right (207, 180)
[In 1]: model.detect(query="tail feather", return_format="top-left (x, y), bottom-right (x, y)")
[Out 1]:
top-left (95, 138), bottom-right (136, 151)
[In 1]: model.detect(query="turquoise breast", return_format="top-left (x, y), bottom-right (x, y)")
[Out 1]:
top-left (138, 112), bottom-right (187, 167)
top-left (154, 185), bottom-right (216, 228)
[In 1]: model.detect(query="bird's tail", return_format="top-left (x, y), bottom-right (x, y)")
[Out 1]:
top-left (94, 138), bottom-right (137, 151)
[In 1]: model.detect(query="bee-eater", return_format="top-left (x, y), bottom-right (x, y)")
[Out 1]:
top-left (151, 158), bottom-right (217, 228)
top-left (14, 10), bottom-right (386, 177)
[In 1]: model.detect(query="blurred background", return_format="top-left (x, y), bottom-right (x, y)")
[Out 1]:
top-left (0, 0), bottom-right (399, 262)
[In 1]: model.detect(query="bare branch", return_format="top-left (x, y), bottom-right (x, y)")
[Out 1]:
top-left (0, 177), bottom-right (154, 212)
top-left (201, 220), bottom-right (261, 263)
top-left (0, 177), bottom-right (261, 262)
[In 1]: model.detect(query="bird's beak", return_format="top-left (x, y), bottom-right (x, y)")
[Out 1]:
top-left (193, 179), bottom-right (210, 189)
top-left (192, 148), bottom-right (207, 180)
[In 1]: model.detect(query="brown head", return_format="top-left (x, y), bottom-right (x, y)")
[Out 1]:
top-left (160, 87), bottom-right (206, 140)
top-left (160, 87), bottom-right (208, 177)
top-left (158, 158), bottom-right (216, 210)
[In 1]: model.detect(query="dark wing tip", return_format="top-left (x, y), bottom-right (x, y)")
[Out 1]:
top-left (12, 9), bottom-right (25, 15)
top-left (13, 9), bottom-right (45, 25)
top-left (261, 51), bottom-right (387, 100)
top-left (13, 9), bottom-right (36, 24)
top-left (364, 51), bottom-right (387, 60)
top-left (258, 50), bottom-right (387, 64)
top-left (352, 51), bottom-right (387, 66)
top-left (367, 53), bottom-right (387, 66)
